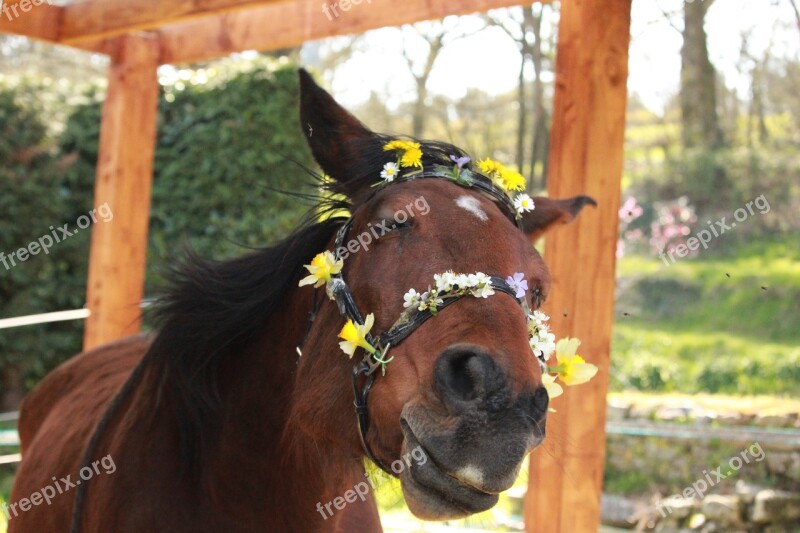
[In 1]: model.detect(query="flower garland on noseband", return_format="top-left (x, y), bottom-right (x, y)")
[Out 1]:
top-left (298, 140), bottom-right (598, 472)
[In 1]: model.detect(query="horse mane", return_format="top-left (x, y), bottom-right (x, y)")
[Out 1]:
top-left (143, 135), bottom-right (470, 471)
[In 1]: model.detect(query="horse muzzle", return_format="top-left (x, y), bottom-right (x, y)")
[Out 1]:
top-left (396, 343), bottom-right (548, 520)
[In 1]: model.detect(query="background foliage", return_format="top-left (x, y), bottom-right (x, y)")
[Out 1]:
top-left (0, 61), bottom-right (314, 403)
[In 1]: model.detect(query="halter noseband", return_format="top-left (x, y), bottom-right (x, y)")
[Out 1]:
top-left (312, 169), bottom-right (536, 473)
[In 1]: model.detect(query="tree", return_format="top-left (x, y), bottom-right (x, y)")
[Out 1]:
top-left (400, 20), bottom-right (485, 138)
top-left (484, 4), bottom-right (555, 190)
top-left (788, 0), bottom-right (800, 36)
top-left (680, 0), bottom-right (725, 149)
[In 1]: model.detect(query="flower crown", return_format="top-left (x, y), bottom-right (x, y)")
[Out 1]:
top-left (381, 140), bottom-right (536, 219)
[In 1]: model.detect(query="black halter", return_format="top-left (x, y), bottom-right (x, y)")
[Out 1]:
top-left (315, 169), bottom-right (533, 473)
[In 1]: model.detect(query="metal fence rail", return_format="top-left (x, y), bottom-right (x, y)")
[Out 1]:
top-left (1, 411), bottom-right (21, 465)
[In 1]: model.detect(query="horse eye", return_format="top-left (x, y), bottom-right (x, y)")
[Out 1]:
top-left (381, 219), bottom-right (411, 232)
top-left (532, 287), bottom-right (544, 308)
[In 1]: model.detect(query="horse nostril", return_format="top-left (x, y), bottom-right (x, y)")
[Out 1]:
top-left (435, 345), bottom-right (495, 404)
top-left (533, 386), bottom-right (549, 413)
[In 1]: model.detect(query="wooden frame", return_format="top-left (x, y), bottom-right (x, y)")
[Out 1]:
top-left (525, 1), bottom-right (632, 530)
top-left (1, 0), bottom-right (630, 529)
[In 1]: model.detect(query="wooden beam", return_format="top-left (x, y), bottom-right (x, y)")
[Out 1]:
top-left (525, 0), bottom-right (631, 532)
top-left (3, 0), bottom-right (547, 64)
top-left (157, 0), bottom-right (540, 65)
top-left (83, 34), bottom-right (159, 351)
top-left (0, 2), bottom-right (60, 42)
top-left (60, 0), bottom-right (291, 45)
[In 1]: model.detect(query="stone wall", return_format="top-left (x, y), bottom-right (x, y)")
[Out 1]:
top-left (601, 398), bottom-right (800, 531)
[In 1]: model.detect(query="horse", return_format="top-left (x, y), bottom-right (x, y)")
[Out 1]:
top-left (8, 69), bottom-right (595, 532)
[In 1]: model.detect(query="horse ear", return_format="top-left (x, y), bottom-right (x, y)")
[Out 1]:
top-left (298, 69), bottom-right (381, 196)
top-left (520, 195), bottom-right (597, 242)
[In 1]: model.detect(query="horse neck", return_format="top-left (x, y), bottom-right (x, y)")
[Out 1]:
top-left (204, 286), bottom-right (368, 526)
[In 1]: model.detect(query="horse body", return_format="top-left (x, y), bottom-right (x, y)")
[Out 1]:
top-left (11, 293), bottom-right (382, 532)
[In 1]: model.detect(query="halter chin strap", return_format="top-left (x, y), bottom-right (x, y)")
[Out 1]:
top-left (318, 169), bottom-right (533, 474)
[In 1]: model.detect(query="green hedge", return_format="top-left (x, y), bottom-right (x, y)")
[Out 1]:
top-left (1, 62), bottom-right (316, 391)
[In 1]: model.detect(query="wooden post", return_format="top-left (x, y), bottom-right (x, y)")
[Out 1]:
top-left (525, 0), bottom-right (631, 531)
top-left (83, 34), bottom-right (160, 351)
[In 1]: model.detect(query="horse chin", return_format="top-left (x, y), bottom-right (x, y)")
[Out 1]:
top-left (397, 421), bottom-right (500, 520)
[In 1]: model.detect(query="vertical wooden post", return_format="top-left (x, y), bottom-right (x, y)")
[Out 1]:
top-left (83, 34), bottom-right (160, 351)
top-left (525, 0), bottom-right (631, 531)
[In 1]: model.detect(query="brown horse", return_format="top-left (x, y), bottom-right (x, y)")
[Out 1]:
top-left (8, 70), bottom-right (595, 532)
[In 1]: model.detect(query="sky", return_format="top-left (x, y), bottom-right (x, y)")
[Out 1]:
top-left (302, 0), bottom-right (799, 115)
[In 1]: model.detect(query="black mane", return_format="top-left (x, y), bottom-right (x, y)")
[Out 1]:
top-left (144, 135), bottom-right (470, 469)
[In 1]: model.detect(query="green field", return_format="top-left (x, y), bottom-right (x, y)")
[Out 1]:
top-left (611, 237), bottom-right (800, 396)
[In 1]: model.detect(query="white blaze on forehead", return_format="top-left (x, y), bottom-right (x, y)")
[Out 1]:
top-left (456, 465), bottom-right (485, 487)
top-left (455, 195), bottom-right (488, 222)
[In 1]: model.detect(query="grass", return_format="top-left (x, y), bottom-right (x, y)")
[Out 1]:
top-left (612, 236), bottom-right (800, 395)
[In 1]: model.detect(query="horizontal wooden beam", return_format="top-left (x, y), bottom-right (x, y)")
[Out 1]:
top-left (0, 2), bottom-right (60, 42)
top-left (60, 0), bottom-right (290, 45)
top-left (2, 0), bottom-right (546, 65)
top-left (157, 0), bottom-right (537, 65)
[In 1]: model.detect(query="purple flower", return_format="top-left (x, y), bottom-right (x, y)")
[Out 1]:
top-left (505, 272), bottom-right (528, 299)
top-left (450, 155), bottom-right (471, 169)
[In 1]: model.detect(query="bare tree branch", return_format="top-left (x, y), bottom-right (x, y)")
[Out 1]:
top-left (655, 0), bottom-right (682, 34)
top-left (787, 0), bottom-right (800, 36)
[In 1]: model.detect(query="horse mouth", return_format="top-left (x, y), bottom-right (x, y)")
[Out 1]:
top-left (397, 418), bottom-right (500, 520)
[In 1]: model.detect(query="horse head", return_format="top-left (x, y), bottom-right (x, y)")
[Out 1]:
top-left (290, 70), bottom-right (596, 520)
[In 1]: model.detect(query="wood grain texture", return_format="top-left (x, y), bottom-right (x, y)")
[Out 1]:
top-left (3, 0), bottom-right (551, 64)
top-left (524, 0), bottom-right (631, 531)
top-left (60, 0), bottom-right (289, 44)
top-left (83, 35), bottom-right (159, 350)
top-left (0, 2), bottom-right (60, 42)
top-left (155, 0), bottom-right (547, 65)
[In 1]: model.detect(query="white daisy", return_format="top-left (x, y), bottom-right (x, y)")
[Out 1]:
top-left (381, 162), bottom-right (400, 182)
top-left (514, 194), bottom-right (535, 217)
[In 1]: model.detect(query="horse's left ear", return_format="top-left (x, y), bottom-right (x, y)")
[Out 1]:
top-left (520, 195), bottom-right (597, 242)
top-left (298, 69), bottom-right (382, 198)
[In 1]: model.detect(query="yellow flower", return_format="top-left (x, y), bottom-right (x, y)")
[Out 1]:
top-left (384, 139), bottom-right (423, 168)
top-left (553, 338), bottom-right (598, 386)
top-left (541, 373), bottom-right (563, 400)
top-left (317, 174), bottom-right (351, 221)
top-left (383, 139), bottom-right (416, 152)
top-left (477, 158), bottom-right (526, 191)
top-left (499, 168), bottom-right (526, 191)
top-left (298, 251), bottom-right (343, 288)
top-left (338, 314), bottom-right (377, 357)
top-left (477, 158), bottom-right (505, 177)
top-left (400, 145), bottom-right (423, 168)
